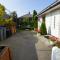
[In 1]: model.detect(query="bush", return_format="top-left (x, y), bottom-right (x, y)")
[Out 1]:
top-left (40, 22), bottom-right (47, 35)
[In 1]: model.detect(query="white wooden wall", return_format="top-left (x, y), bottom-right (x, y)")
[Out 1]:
top-left (45, 13), bottom-right (52, 35)
top-left (38, 17), bottom-right (42, 31)
top-left (45, 9), bottom-right (60, 38)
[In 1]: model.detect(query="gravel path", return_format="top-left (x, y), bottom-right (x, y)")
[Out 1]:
top-left (0, 31), bottom-right (51, 60)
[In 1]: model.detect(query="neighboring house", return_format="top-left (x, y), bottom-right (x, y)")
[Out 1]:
top-left (18, 12), bottom-right (32, 28)
top-left (21, 12), bottom-right (32, 18)
top-left (19, 12), bottom-right (32, 21)
top-left (38, 0), bottom-right (60, 38)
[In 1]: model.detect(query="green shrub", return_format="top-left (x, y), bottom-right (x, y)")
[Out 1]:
top-left (40, 22), bottom-right (47, 35)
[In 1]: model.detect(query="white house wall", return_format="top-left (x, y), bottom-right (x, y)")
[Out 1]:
top-left (45, 9), bottom-right (60, 38)
top-left (45, 13), bottom-right (52, 34)
top-left (55, 10), bottom-right (60, 38)
top-left (38, 17), bottom-right (42, 31)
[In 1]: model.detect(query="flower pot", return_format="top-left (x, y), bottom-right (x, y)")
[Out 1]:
top-left (0, 46), bottom-right (12, 60)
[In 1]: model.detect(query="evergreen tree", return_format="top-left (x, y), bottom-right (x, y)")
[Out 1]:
top-left (32, 10), bottom-right (38, 29)
top-left (40, 22), bottom-right (47, 35)
top-left (10, 11), bottom-right (17, 22)
top-left (34, 15), bottom-right (38, 28)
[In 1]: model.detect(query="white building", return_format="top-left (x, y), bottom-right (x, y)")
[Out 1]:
top-left (38, 1), bottom-right (60, 38)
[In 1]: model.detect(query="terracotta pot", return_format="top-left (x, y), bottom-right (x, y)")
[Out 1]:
top-left (11, 26), bottom-right (16, 34)
top-left (34, 28), bottom-right (38, 32)
top-left (0, 46), bottom-right (12, 60)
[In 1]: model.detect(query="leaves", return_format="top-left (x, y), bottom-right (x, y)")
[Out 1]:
top-left (0, 4), bottom-right (5, 26)
top-left (32, 10), bottom-right (38, 28)
top-left (0, 4), bottom-right (5, 17)
top-left (5, 17), bottom-right (16, 29)
top-left (0, 4), bottom-right (16, 29)
top-left (40, 22), bottom-right (47, 35)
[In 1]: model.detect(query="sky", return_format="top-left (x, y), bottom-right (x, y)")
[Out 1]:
top-left (0, 0), bottom-right (56, 17)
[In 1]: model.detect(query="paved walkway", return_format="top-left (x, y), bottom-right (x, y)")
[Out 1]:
top-left (0, 31), bottom-right (52, 60)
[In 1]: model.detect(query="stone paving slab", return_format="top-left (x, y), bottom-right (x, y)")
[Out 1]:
top-left (34, 33), bottom-right (52, 60)
top-left (0, 31), bottom-right (52, 60)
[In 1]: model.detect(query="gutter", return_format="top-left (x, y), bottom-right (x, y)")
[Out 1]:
top-left (37, 1), bottom-right (60, 17)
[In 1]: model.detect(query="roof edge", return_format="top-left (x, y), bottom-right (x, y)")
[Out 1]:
top-left (38, 1), bottom-right (60, 16)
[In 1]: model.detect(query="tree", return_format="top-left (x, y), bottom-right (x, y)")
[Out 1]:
top-left (0, 4), bottom-right (5, 26)
top-left (0, 4), bottom-right (5, 18)
top-left (10, 11), bottom-right (18, 28)
top-left (33, 10), bottom-right (37, 17)
top-left (32, 10), bottom-right (38, 29)
top-left (33, 10), bottom-right (37, 21)
top-left (34, 16), bottom-right (38, 28)
top-left (40, 22), bottom-right (47, 35)
top-left (22, 17), bottom-right (29, 26)
top-left (10, 11), bottom-right (17, 22)
top-left (5, 17), bottom-right (16, 29)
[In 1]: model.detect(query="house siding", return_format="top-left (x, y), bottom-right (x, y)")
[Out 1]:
top-left (45, 13), bottom-right (52, 35)
top-left (38, 17), bottom-right (42, 31)
top-left (45, 9), bottom-right (60, 38)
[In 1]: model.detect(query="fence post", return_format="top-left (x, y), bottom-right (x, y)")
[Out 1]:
top-left (0, 28), bottom-right (4, 41)
top-left (3, 27), bottom-right (6, 40)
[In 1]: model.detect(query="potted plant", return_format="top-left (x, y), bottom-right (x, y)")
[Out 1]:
top-left (0, 46), bottom-right (12, 60)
